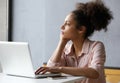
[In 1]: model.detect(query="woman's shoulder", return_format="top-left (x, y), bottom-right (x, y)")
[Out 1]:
top-left (89, 39), bottom-right (105, 50)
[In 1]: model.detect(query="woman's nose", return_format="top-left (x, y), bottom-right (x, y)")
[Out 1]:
top-left (61, 24), bottom-right (65, 30)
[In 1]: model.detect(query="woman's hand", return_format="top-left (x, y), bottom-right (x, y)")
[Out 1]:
top-left (35, 67), bottom-right (61, 75)
top-left (60, 32), bottom-right (70, 45)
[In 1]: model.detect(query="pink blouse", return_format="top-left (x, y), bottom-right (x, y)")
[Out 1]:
top-left (47, 39), bottom-right (106, 83)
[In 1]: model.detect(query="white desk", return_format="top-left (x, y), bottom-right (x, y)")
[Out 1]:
top-left (0, 73), bottom-right (85, 83)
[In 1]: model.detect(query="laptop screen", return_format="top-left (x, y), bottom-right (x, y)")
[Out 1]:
top-left (0, 41), bottom-right (35, 77)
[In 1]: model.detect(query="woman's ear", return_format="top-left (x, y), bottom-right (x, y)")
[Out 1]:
top-left (78, 26), bottom-right (86, 34)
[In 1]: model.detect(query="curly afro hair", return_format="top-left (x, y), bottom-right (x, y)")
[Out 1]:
top-left (72, 0), bottom-right (113, 38)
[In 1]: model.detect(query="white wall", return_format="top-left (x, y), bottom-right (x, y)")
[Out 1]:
top-left (12, 0), bottom-right (120, 69)
top-left (0, 0), bottom-right (8, 41)
top-left (0, 0), bottom-right (8, 72)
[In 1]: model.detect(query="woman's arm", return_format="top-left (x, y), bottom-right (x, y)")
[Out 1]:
top-left (58, 67), bottom-right (99, 79)
top-left (49, 40), bottom-right (67, 63)
top-left (35, 33), bottom-right (69, 74)
top-left (35, 66), bottom-right (99, 79)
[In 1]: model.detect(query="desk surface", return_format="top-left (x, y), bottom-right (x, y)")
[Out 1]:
top-left (0, 73), bottom-right (85, 83)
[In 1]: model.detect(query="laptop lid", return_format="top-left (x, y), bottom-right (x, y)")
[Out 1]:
top-left (0, 41), bottom-right (36, 78)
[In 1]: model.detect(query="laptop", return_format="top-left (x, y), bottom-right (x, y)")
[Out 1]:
top-left (0, 41), bottom-right (61, 78)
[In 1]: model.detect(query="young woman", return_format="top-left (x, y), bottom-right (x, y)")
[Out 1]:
top-left (35, 0), bottom-right (113, 83)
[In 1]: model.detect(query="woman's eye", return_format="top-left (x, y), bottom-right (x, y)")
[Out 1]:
top-left (67, 23), bottom-right (70, 25)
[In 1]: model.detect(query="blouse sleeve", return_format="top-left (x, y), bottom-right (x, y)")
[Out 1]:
top-left (47, 51), bottom-right (67, 67)
top-left (88, 41), bottom-right (106, 73)
top-left (47, 43), bottom-right (72, 67)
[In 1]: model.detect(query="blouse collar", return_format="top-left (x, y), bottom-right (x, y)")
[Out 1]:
top-left (65, 38), bottom-right (91, 56)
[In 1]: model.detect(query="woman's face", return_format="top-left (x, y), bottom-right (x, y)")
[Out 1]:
top-left (61, 13), bottom-right (79, 40)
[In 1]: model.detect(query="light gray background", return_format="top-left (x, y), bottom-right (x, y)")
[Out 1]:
top-left (11, 0), bottom-right (120, 69)
top-left (0, 0), bottom-right (8, 72)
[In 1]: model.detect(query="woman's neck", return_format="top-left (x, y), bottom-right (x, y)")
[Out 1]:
top-left (72, 38), bottom-right (85, 57)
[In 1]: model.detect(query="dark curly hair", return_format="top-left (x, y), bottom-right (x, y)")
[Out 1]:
top-left (71, 0), bottom-right (113, 38)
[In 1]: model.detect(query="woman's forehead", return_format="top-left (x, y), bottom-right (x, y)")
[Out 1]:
top-left (64, 13), bottom-right (75, 22)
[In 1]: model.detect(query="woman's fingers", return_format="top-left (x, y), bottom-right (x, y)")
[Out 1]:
top-left (41, 68), bottom-right (49, 74)
top-left (35, 67), bottom-right (60, 75)
top-left (35, 67), bottom-right (42, 74)
top-left (35, 67), bottom-right (48, 75)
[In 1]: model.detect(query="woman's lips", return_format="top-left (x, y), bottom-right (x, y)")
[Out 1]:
top-left (61, 31), bottom-right (64, 35)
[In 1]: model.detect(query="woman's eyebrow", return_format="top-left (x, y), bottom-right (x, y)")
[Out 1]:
top-left (65, 20), bottom-right (71, 23)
